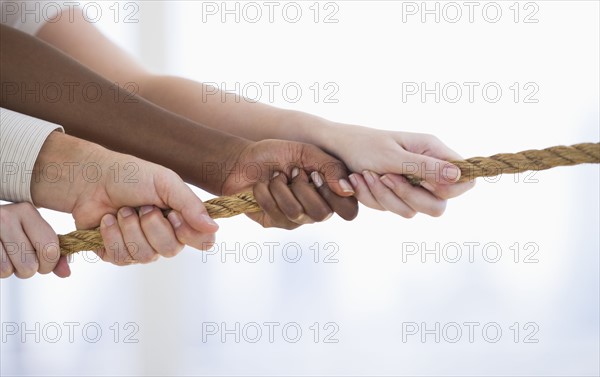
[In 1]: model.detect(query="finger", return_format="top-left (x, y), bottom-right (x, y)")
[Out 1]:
top-left (0, 242), bottom-right (14, 278)
top-left (404, 137), bottom-right (476, 196)
top-left (311, 171), bottom-right (359, 221)
top-left (117, 207), bottom-right (159, 264)
top-left (139, 206), bottom-right (184, 258)
top-left (400, 150), bottom-right (462, 185)
top-left (348, 173), bottom-right (385, 211)
top-left (52, 255), bottom-right (71, 278)
top-left (380, 174), bottom-right (447, 217)
top-left (156, 171), bottom-right (219, 233)
top-left (362, 170), bottom-right (416, 218)
top-left (269, 171), bottom-right (314, 225)
top-left (19, 211), bottom-right (60, 275)
top-left (6, 235), bottom-right (38, 279)
top-left (299, 145), bottom-right (355, 197)
top-left (166, 210), bottom-right (218, 249)
top-left (249, 181), bottom-right (300, 230)
top-left (0, 205), bottom-right (38, 278)
top-left (421, 179), bottom-right (476, 200)
top-left (98, 213), bottom-right (136, 266)
top-left (290, 168), bottom-right (333, 222)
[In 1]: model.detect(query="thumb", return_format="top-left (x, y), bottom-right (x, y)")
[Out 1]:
top-left (52, 255), bottom-right (71, 278)
top-left (399, 151), bottom-right (461, 185)
top-left (157, 172), bottom-right (219, 233)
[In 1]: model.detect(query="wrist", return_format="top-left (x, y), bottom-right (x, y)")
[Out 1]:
top-left (31, 132), bottom-right (107, 212)
top-left (278, 110), bottom-right (341, 152)
top-left (195, 135), bottom-right (252, 195)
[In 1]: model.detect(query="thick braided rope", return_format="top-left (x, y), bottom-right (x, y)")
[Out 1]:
top-left (58, 142), bottom-right (599, 255)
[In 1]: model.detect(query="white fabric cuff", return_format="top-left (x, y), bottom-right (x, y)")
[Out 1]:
top-left (0, 108), bottom-right (64, 203)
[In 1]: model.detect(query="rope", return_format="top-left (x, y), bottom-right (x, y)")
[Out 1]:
top-left (58, 142), bottom-right (600, 255)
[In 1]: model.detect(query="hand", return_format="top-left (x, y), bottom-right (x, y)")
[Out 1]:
top-left (319, 124), bottom-right (475, 218)
top-left (221, 139), bottom-right (359, 229)
top-left (31, 132), bottom-right (218, 266)
top-left (0, 202), bottom-right (70, 279)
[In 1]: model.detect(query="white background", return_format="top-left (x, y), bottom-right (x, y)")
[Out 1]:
top-left (1, 1), bottom-right (599, 375)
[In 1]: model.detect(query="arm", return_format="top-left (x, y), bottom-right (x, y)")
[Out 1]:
top-left (1, 24), bottom-right (357, 228)
top-left (33, 10), bottom-right (336, 144)
top-left (31, 130), bottom-right (218, 265)
top-left (0, 108), bottom-right (214, 275)
top-left (35, 12), bottom-right (474, 218)
top-left (0, 23), bottom-right (246, 196)
top-left (0, 107), bottom-right (68, 278)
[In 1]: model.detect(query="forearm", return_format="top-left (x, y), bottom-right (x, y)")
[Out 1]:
top-left (33, 11), bottom-right (339, 153)
top-left (137, 75), bottom-right (336, 146)
top-left (0, 24), bottom-right (249, 194)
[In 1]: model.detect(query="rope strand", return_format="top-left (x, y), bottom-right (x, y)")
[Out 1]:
top-left (58, 142), bottom-right (600, 255)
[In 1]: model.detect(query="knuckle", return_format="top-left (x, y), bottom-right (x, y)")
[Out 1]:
top-left (98, 248), bottom-right (126, 266)
top-left (136, 249), bottom-right (159, 264)
top-left (0, 261), bottom-right (14, 278)
top-left (105, 247), bottom-right (131, 266)
top-left (292, 213), bottom-right (314, 225)
top-left (16, 202), bottom-right (36, 215)
top-left (428, 203), bottom-right (447, 217)
top-left (312, 208), bottom-right (333, 222)
top-left (282, 222), bottom-right (300, 230)
top-left (162, 167), bottom-right (180, 182)
top-left (159, 243), bottom-right (183, 258)
top-left (99, 249), bottom-right (115, 264)
top-left (0, 206), bottom-right (15, 225)
top-left (16, 262), bottom-right (38, 279)
top-left (283, 204), bottom-right (304, 222)
top-left (424, 133), bottom-right (440, 144)
top-left (111, 256), bottom-right (129, 266)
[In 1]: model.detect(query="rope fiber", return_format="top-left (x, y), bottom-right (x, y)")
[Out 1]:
top-left (58, 142), bottom-right (600, 255)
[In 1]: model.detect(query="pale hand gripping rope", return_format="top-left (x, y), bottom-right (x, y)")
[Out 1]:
top-left (58, 142), bottom-right (600, 255)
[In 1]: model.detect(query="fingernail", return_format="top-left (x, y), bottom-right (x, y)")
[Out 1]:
top-left (339, 179), bottom-right (355, 194)
top-left (291, 167), bottom-right (299, 179)
top-left (168, 211), bottom-right (182, 228)
top-left (120, 207), bottom-right (134, 218)
top-left (201, 214), bottom-right (218, 227)
top-left (421, 181), bottom-right (435, 192)
top-left (140, 205), bottom-right (154, 215)
top-left (311, 171), bottom-right (324, 188)
top-left (363, 170), bottom-right (375, 185)
top-left (102, 214), bottom-right (115, 227)
top-left (349, 174), bottom-right (358, 188)
top-left (380, 175), bottom-right (395, 189)
top-left (443, 165), bottom-right (461, 182)
top-left (272, 171), bottom-right (280, 178)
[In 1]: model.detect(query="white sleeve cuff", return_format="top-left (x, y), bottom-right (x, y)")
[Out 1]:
top-left (0, 108), bottom-right (64, 203)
